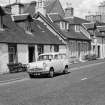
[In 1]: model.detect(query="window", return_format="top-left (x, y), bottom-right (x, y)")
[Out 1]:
top-left (25, 22), bottom-right (32, 34)
top-left (66, 23), bottom-right (69, 30)
top-left (75, 25), bottom-right (80, 32)
top-left (37, 45), bottom-right (44, 55)
top-left (60, 22), bottom-right (65, 30)
top-left (8, 44), bottom-right (17, 63)
top-left (54, 45), bottom-right (59, 52)
top-left (0, 16), bottom-right (3, 30)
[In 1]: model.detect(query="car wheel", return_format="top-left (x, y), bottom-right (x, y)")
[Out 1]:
top-left (49, 68), bottom-right (54, 78)
top-left (63, 66), bottom-right (68, 74)
top-left (29, 74), bottom-right (34, 78)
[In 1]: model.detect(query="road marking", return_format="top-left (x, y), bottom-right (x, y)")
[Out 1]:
top-left (0, 78), bottom-right (29, 86)
top-left (70, 62), bottom-right (105, 71)
top-left (81, 77), bottom-right (88, 80)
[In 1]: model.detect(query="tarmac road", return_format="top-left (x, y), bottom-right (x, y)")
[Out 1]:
top-left (0, 60), bottom-right (105, 105)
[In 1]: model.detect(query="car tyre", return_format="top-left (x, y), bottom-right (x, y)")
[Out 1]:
top-left (63, 66), bottom-right (68, 74)
top-left (49, 68), bottom-right (54, 78)
top-left (29, 74), bottom-right (34, 78)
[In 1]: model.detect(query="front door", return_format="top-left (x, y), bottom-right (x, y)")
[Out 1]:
top-left (78, 43), bottom-right (80, 58)
top-left (28, 46), bottom-right (35, 63)
top-left (53, 54), bottom-right (61, 72)
top-left (97, 45), bottom-right (100, 58)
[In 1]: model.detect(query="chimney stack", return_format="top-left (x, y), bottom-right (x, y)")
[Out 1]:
top-left (65, 2), bottom-right (74, 18)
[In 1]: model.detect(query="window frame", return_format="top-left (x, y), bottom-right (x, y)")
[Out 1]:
top-left (54, 45), bottom-right (59, 52)
top-left (0, 16), bottom-right (3, 29)
top-left (8, 44), bottom-right (18, 64)
top-left (37, 44), bottom-right (44, 55)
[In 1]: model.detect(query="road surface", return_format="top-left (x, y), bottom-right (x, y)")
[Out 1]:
top-left (0, 61), bottom-right (105, 105)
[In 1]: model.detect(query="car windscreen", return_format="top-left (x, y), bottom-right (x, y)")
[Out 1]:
top-left (38, 55), bottom-right (53, 61)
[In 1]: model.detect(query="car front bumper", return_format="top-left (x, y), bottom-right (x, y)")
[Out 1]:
top-left (27, 68), bottom-right (49, 75)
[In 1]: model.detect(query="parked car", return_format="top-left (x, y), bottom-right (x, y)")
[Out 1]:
top-left (27, 52), bottom-right (69, 78)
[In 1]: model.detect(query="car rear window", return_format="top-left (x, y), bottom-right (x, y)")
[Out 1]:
top-left (38, 55), bottom-right (53, 61)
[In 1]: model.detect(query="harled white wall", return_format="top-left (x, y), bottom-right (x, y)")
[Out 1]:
top-left (59, 45), bottom-right (67, 53)
top-left (17, 44), bottom-right (29, 64)
top-left (0, 43), bottom-right (9, 73)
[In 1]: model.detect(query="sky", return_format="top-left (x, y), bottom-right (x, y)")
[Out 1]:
top-left (0, 0), bottom-right (104, 18)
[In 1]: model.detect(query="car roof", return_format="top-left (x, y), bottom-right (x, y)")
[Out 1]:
top-left (39, 52), bottom-right (66, 56)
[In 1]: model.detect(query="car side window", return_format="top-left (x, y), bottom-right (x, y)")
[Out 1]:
top-left (49, 55), bottom-right (53, 60)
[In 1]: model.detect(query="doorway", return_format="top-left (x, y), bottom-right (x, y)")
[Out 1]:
top-left (97, 45), bottom-right (100, 58)
top-left (78, 43), bottom-right (80, 57)
top-left (28, 46), bottom-right (35, 63)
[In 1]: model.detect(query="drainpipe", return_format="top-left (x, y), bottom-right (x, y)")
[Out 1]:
top-left (101, 32), bottom-right (105, 58)
top-left (102, 36), bottom-right (104, 58)
top-left (93, 29), bottom-right (97, 56)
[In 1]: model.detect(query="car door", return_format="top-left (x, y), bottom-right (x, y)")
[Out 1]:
top-left (60, 54), bottom-right (67, 71)
top-left (53, 54), bottom-right (61, 72)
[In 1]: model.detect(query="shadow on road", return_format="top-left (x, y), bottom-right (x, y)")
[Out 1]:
top-left (29, 72), bottom-right (70, 79)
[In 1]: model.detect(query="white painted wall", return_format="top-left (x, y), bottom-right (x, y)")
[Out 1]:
top-left (59, 45), bottom-right (67, 53)
top-left (97, 37), bottom-right (105, 58)
top-left (17, 44), bottom-right (29, 64)
top-left (44, 45), bottom-right (51, 53)
top-left (35, 45), bottom-right (38, 61)
top-left (0, 44), bottom-right (9, 73)
top-left (91, 37), bottom-right (105, 58)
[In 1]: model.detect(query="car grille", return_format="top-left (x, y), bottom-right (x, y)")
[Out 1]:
top-left (30, 68), bottom-right (43, 72)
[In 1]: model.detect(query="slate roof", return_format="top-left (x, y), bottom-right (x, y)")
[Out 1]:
top-left (45, 0), bottom-right (65, 16)
top-left (0, 13), bottom-right (64, 45)
top-left (83, 23), bottom-right (96, 30)
top-left (65, 17), bottom-right (89, 25)
top-left (34, 12), bottom-right (91, 41)
top-left (13, 14), bottom-right (32, 22)
top-left (61, 30), bottom-right (90, 41)
top-left (34, 12), bottom-right (66, 40)
top-left (48, 13), bottom-right (67, 22)
top-left (5, 2), bottom-right (24, 7)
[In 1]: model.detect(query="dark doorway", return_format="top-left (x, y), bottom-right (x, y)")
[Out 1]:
top-left (78, 43), bottom-right (80, 57)
top-left (97, 45), bottom-right (100, 58)
top-left (28, 46), bottom-right (35, 63)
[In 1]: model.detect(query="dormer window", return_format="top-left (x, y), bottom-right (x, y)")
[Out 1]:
top-left (60, 21), bottom-right (69, 30)
top-left (25, 22), bottom-right (32, 35)
top-left (0, 16), bottom-right (4, 31)
top-left (0, 16), bottom-right (3, 28)
top-left (66, 23), bottom-right (69, 30)
top-left (75, 25), bottom-right (80, 32)
top-left (60, 22), bottom-right (65, 30)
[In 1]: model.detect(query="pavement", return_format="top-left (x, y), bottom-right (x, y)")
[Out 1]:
top-left (0, 58), bottom-right (105, 83)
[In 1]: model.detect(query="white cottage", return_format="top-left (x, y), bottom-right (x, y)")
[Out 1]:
top-left (0, 6), bottom-right (65, 73)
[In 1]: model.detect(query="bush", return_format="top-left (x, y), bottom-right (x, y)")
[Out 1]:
top-left (84, 54), bottom-right (97, 61)
top-left (69, 56), bottom-right (79, 63)
top-left (7, 63), bottom-right (27, 73)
